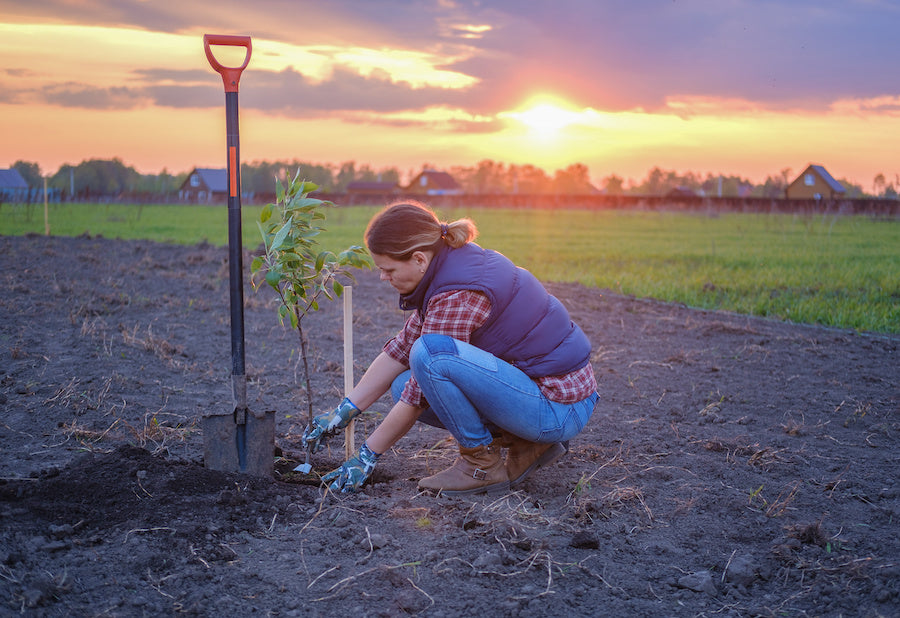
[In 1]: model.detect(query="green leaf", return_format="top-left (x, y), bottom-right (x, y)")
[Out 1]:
top-left (314, 251), bottom-right (327, 273)
top-left (272, 217), bottom-right (293, 250)
top-left (289, 309), bottom-right (298, 329)
top-left (275, 178), bottom-right (285, 203)
top-left (297, 181), bottom-right (319, 194)
top-left (256, 219), bottom-right (269, 246)
top-left (286, 197), bottom-right (324, 211)
top-left (266, 269), bottom-right (281, 289)
top-left (260, 202), bottom-right (274, 223)
top-left (250, 255), bottom-right (264, 273)
top-left (332, 279), bottom-right (343, 296)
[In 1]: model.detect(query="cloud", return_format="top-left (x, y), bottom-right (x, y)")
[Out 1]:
top-left (3, 0), bottom-right (899, 119)
top-left (40, 83), bottom-right (150, 109)
top-left (238, 65), bottom-right (473, 115)
top-left (434, 0), bottom-right (900, 112)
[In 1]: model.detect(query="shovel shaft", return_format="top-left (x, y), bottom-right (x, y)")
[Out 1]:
top-left (225, 91), bottom-right (245, 385)
top-left (204, 33), bottom-right (252, 388)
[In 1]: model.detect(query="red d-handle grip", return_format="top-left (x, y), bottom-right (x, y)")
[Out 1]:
top-left (204, 34), bottom-right (252, 93)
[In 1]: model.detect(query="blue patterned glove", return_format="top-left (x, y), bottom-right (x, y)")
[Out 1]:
top-left (321, 442), bottom-right (380, 493)
top-left (302, 397), bottom-right (361, 453)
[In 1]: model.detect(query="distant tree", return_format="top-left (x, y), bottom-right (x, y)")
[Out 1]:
top-left (48, 158), bottom-right (140, 197)
top-left (473, 159), bottom-right (510, 194)
top-left (838, 178), bottom-right (866, 198)
top-left (335, 161), bottom-right (357, 192)
top-left (11, 161), bottom-right (42, 188)
top-left (511, 164), bottom-right (552, 194)
top-left (376, 167), bottom-right (401, 185)
top-left (873, 173), bottom-right (886, 196)
top-left (131, 168), bottom-right (179, 195)
top-left (602, 174), bottom-right (625, 195)
top-left (242, 161), bottom-right (336, 194)
top-left (779, 168), bottom-right (792, 187)
top-left (641, 167), bottom-right (667, 195)
top-left (751, 173), bottom-right (789, 198)
top-left (553, 163), bottom-right (593, 194)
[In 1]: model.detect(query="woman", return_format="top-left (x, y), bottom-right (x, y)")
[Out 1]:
top-left (303, 201), bottom-right (598, 496)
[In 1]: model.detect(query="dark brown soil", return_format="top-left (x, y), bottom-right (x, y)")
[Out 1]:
top-left (1, 234), bottom-right (898, 617)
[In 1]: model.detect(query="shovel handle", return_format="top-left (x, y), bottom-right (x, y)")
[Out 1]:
top-left (204, 34), bottom-right (252, 93)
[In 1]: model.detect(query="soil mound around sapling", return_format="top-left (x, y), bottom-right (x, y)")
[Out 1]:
top-left (1, 234), bottom-right (898, 616)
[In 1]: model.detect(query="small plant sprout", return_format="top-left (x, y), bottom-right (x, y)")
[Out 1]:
top-left (250, 172), bottom-right (372, 467)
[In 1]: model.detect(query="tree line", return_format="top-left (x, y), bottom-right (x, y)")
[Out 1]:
top-left (7, 157), bottom-right (897, 201)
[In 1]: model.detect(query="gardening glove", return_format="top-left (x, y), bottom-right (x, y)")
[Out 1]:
top-left (321, 442), bottom-right (380, 493)
top-left (302, 397), bottom-right (361, 453)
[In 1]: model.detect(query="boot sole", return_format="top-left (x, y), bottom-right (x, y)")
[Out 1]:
top-left (509, 441), bottom-right (569, 487)
top-left (430, 480), bottom-right (511, 497)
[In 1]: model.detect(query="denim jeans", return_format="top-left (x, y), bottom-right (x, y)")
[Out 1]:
top-left (390, 334), bottom-right (598, 449)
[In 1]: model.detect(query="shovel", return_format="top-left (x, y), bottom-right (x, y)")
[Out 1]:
top-left (201, 33), bottom-right (274, 477)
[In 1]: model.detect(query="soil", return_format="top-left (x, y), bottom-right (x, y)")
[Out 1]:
top-left (1, 233), bottom-right (898, 617)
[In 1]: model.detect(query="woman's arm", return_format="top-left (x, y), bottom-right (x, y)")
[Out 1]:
top-left (347, 351), bottom-right (407, 410)
top-left (349, 351), bottom-right (422, 453)
top-left (365, 400), bottom-right (422, 454)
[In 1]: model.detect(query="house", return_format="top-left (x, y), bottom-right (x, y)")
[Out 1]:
top-left (179, 168), bottom-right (227, 203)
top-left (405, 170), bottom-right (462, 196)
top-left (346, 181), bottom-right (399, 195)
top-left (785, 164), bottom-right (846, 200)
top-left (0, 168), bottom-right (29, 201)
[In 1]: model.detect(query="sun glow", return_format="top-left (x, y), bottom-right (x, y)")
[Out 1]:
top-left (501, 99), bottom-right (599, 138)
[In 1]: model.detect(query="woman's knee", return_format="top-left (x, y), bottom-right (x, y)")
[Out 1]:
top-left (410, 334), bottom-right (457, 374)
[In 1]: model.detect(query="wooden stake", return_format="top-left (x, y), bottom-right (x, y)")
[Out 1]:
top-left (343, 286), bottom-right (355, 460)
top-left (43, 177), bottom-right (50, 236)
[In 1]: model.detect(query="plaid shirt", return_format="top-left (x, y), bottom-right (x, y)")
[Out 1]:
top-left (383, 289), bottom-right (597, 408)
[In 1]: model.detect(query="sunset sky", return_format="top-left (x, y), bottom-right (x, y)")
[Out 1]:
top-left (2, 0), bottom-right (899, 189)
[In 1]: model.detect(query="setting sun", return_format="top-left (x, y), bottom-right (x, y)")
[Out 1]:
top-left (505, 102), bottom-right (582, 135)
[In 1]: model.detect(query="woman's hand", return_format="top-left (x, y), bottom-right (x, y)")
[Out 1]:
top-left (302, 397), bottom-right (361, 453)
top-left (322, 442), bottom-right (380, 493)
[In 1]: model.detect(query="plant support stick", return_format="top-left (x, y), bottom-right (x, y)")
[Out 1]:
top-left (344, 286), bottom-right (355, 460)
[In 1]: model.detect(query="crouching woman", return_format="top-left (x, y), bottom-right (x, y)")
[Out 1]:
top-left (303, 200), bottom-right (598, 496)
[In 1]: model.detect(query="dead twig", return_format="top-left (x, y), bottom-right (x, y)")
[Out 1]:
top-left (124, 527), bottom-right (175, 543)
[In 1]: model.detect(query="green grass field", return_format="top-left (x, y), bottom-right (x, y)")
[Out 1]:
top-left (3, 201), bottom-right (898, 333)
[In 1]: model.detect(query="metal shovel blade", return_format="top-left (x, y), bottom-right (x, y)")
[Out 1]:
top-left (202, 409), bottom-right (275, 477)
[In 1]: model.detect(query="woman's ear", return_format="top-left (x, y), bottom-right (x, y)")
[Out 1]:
top-left (412, 250), bottom-right (430, 273)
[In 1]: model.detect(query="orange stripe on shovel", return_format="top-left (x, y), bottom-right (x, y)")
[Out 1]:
top-left (229, 147), bottom-right (237, 197)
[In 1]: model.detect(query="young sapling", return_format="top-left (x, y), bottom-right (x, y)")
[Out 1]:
top-left (250, 172), bottom-right (372, 472)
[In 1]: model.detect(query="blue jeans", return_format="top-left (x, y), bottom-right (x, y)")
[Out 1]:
top-left (390, 334), bottom-right (598, 449)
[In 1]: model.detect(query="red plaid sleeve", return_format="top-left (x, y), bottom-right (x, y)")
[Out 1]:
top-left (535, 362), bottom-right (598, 403)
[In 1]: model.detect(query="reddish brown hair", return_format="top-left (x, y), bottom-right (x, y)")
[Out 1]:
top-left (365, 200), bottom-right (477, 260)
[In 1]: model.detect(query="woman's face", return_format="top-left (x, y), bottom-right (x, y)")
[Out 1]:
top-left (372, 252), bottom-right (430, 294)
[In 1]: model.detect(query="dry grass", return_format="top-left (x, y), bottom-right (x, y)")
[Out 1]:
top-left (53, 411), bottom-right (196, 457)
top-left (43, 375), bottom-right (115, 414)
top-left (119, 412), bottom-right (197, 456)
top-left (56, 418), bottom-right (121, 452)
top-left (748, 480), bottom-right (802, 517)
top-left (700, 436), bottom-right (792, 470)
top-left (564, 447), bottom-right (654, 523)
top-left (120, 323), bottom-right (186, 368)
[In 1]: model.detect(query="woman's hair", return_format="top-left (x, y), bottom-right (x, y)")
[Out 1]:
top-left (365, 200), bottom-right (478, 259)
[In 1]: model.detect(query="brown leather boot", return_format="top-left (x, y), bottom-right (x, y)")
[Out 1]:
top-left (503, 432), bottom-right (569, 486)
top-left (418, 441), bottom-right (509, 496)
